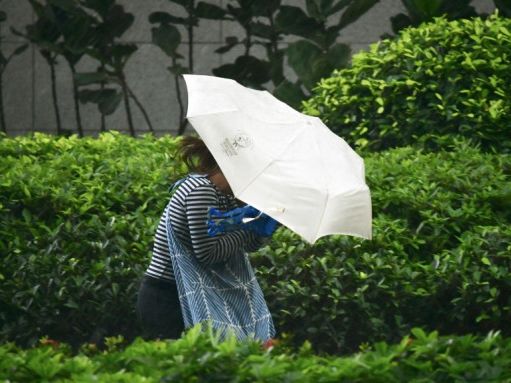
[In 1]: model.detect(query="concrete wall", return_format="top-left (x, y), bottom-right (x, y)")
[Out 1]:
top-left (1, 0), bottom-right (495, 136)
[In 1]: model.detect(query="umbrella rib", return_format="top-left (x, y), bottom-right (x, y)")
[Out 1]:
top-left (312, 121), bottom-right (330, 242)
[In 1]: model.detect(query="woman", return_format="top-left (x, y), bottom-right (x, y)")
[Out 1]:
top-left (136, 136), bottom-right (277, 341)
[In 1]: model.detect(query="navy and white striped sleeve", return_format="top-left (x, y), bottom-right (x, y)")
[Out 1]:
top-left (244, 231), bottom-right (266, 252)
top-left (185, 184), bottom-right (259, 264)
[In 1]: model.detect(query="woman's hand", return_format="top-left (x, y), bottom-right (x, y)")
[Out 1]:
top-left (243, 214), bottom-right (279, 237)
top-left (207, 205), bottom-right (260, 236)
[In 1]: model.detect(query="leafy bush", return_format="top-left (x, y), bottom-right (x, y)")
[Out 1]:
top-left (1, 134), bottom-right (509, 354)
top-left (0, 132), bottom-right (185, 348)
top-left (254, 140), bottom-right (511, 353)
top-left (303, 13), bottom-right (511, 152)
top-left (1, 326), bottom-right (511, 382)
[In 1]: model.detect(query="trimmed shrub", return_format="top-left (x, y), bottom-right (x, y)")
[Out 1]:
top-left (1, 134), bottom-right (510, 354)
top-left (302, 13), bottom-right (511, 152)
top-left (0, 132), bottom-right (185, 348)
top-left (1, 326), bottom-right (511, 382)
top-left (254, 140), bottom-right (511, 353)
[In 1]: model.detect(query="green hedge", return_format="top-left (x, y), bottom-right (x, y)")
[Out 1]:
top-left (302, 14), bottom-right (511, 153)
top-left (0, 132), bottom-right (185, 348)
top-left (256, 140), bottom-right (511, 353)
top-left (1, 133), bottom-right (510, 354)
top-left (2, 326), bottom-right (511, 382)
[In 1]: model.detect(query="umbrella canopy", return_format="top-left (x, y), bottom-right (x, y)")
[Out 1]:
top-left (183, 74), bottom-right (372, 244)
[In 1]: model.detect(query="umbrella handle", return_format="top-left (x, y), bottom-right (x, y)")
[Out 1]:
top-left (241, 211), bottom-right (263, 223)
top-left (242, 207), bottom-right (285, 223)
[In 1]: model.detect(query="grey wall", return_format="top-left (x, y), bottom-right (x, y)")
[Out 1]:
top-left (1, 0), bottom-right (495, 136)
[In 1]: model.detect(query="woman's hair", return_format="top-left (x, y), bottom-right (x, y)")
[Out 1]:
top-left (179, 136), bottom-right (218, 174)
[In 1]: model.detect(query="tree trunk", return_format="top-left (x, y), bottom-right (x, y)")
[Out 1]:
top-left (100, 64), bottom-right (106, 132)
top-left (0, 72), bottom-right (6, 133)
top-left (49, 60), bottom-right (63, 135)
top-left (175, 70), bottom-right (187, 135)
top-left (70, 65), bottom-right (84, 137)
top-left (0, 36), bottom-right (5, 134)
top-left (127, 85), bottom-right (154, 133)
top-left (119, 73), bottom-right (135, 137)
top-left (188, 0), bottom-right (195, 73)
top-left (177, 1), bottom-right (195, 135)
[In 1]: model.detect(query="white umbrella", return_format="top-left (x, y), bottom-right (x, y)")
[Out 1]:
top-left (183, 74), bottom-right (372, 244)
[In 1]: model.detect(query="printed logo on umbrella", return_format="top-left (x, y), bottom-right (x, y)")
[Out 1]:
top-left (221, 131), bottom-right (254, 157)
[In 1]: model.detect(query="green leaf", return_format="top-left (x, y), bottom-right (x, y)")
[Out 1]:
top-left (328, 0), bottom-right (354, 16)
top-left (168, 63), bottom-right (188, 76)
top-left (81, 0), bottom-right (115, 17)
top-left (103, 5), bottom-right (135, 38)
top-left (214, 36), bottom-right (238, 54)
top-left (109, 44), bottom-right (137, 67)
top-left (48, 0), bottom-right (79, 12)
top-left (64, 300), bottom-right (79, 309)
top-left (338, 0), bottom-right (378, 29)
top-left (166, 0), bottom-right (188, 6)
top-left (151, 23), bottom-right (181, 57)
top-left (78, 88), bottom-right (122, 115)
top-left (251, 22), bottom-right (274, 39)
top-left (148, 12), bottom-right (187, 25)
top-left (195, 2), bottom-right (226, 19)
top-left (60, 12), bottom-right (97, 55)
top-left (22, 208), bottom-right (32, 223)
top-left (286, 40), bottom-right (322, 89)
top-left (327, 42), bottom-right (351, 69)
top-left (403, 0), bottom-right (444, 20)
top-left (74, 72), bottom-right (110, 86)
top-left (250, 0), bottom-right (282, 16)
top-left (275, 6), bottom-right (320, 38)
top-left (273, 80), bottom-right (306, 110)
top-left (494, 0), bottom-right (511, 17)
top-left (306, 0), bottom-right (334, 21)
top-left (99, 90), bottom-right (123, 115)
top-left (390, 13), bottom-right (412, 34)
top-left (481, 257), bottom-right (491, 266)
top-left (212, 56), bottom-right (271, 88)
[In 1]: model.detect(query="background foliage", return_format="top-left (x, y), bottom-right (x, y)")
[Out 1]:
top-left (0, 0), bottom-right (507, 136)
top-left (386, 0), bottom-right (479, 37)
top-left (1, 133), bottom-right (509, 354)
top-left (303, 14), bottom-right (511, 153)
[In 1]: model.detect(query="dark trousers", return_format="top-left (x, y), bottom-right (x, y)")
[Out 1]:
top-left (136, 275), bottom-right (185, 340)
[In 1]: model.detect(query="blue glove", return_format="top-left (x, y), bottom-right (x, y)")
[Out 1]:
top-left (207, 205), bottom-right (260, 236)
top-left (243, 213), bottom-right (279, 237)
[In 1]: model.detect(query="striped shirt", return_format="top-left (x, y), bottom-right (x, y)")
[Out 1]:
top-left (145, 175), bottom-right (264, 282)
